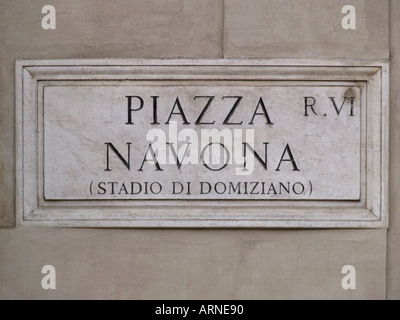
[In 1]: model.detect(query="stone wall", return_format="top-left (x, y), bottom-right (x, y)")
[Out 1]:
top-left (0, 0), bottom-right (397, 299)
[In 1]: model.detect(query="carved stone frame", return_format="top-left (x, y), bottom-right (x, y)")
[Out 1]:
top-left (16, 59), bottom-right (389, 228)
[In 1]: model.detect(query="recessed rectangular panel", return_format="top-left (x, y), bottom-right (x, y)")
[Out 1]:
top-left (43, 83), bottom-right (361, 201)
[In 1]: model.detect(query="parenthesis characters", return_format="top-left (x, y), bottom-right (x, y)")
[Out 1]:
top-left (90, 180), bottom-right (94, 195)
top-left (309, 180), bottom-right (313, 196)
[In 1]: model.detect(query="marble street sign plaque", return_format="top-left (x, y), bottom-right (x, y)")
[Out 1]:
top-left (43, 85), bottom-right (360, 201)
top-left (16, 60), bottom-right (388, 228)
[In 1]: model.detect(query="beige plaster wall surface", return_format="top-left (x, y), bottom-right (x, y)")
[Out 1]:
top-left (387, 0), bottom-right (400, 301)
top-left (0, 0), bottom-right (397, 299)
top-left (224, 0), bottom-right (389, 59)
top-left (0, 228), bottom-right (386, 300)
